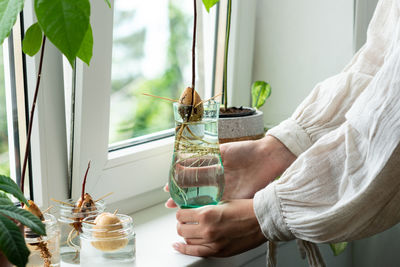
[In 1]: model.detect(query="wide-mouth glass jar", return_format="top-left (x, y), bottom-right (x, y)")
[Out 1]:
top-left (169, 101), bottom-right (225, 208)
top-left (57, 199), bottom-right (105, 264)
top-left (80, 214), bottom-right (136, 266)
top-left (25, 213), bottom-right (60, 267)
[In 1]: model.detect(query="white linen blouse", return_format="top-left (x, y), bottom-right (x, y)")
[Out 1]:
top-left (254, 0), bottom-right (400, 244)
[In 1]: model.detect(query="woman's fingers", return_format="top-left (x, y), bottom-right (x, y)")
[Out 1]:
top-left (173, 238), bottom-right (231, 257)
top-left (176, 208), bottom-right (199, 223)
top-left (165, 198), bottom-right (178, 208)
top-left (164, 184), bottom-right (178, 208)
top-left (177, 222), bottom-right (203, 239)
top-left (163, 183), bottom-right (169, 192)
top-left (173, 242), bottom-right (217, 257)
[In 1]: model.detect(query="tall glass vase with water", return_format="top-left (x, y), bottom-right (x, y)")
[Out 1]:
top-left (169, 101), bottom-right (224, 208)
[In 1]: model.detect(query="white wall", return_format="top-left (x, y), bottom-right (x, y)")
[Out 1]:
top-left (250, 1), bottom-right (400, 266)
top-left (252, 0), bottom-right (355, 126)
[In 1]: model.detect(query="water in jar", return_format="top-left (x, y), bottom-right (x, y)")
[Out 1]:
top-left (80, 214), bottom-right (136, 267)
top-left (169, 110), bottom-right (224, 208)
top-left (25, 213), bottom-right (60, 267)
top-left (57, 199), bottom-right (106, 264)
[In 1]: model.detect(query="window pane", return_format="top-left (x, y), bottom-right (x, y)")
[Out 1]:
top-left (109, 0), bottom-right (194, 144)
top-left (0, 45), bottom-right (10, 176)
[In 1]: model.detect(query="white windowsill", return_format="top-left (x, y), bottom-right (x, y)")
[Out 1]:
top-left (132, 203), bottom-right (267, 267)
top-left (61, 203), bottom-right (268, 267)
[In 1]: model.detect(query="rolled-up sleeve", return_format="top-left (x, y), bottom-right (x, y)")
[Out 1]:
top-left (268, 0), bottom-right (398, 156)
top-left (254, 30), bottom-right (400, 243)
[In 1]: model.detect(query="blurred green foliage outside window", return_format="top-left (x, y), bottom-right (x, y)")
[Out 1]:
top-left (0, 45), bottom-right (10, 176)
top-left (109, 0), bottom-right (193, 144)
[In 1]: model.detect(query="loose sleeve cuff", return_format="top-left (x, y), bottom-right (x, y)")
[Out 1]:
top-left (267, 119), bottom-right (313, 157)
top-left (254, 183), bottom-right (294, 241)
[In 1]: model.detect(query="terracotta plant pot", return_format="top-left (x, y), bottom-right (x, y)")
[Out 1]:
top-left (218, 109), bottom-right (265, 144)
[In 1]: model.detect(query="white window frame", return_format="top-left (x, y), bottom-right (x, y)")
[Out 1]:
top-left (21, 0), bottom-right (70, 208)
top-left (69, 0), bottom-right (257, 214)
top-left (3, 28), bottom-right (22, 186)
top-left (214, 0), bottom-right (257, 107)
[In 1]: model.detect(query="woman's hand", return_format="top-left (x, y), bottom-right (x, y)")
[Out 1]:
top-left (165, 135), bottom-right (296, 208)
top-left (173, 199), bottom-right (267, 257)
top-left (220, 135), bottom-right (295, 199)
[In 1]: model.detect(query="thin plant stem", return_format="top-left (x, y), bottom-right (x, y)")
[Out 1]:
top-left (223, 0), bottom-right (232, 110)
top-left (192, 0), bottom-right (197, 91)
top-left (188, 0), bottom-right (198, 122)
top-left (21, 36), bottom-right (47, 195)
top-left (81, 161), bottom-right (91, 201)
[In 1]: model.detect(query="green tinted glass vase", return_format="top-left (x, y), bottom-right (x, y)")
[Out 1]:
top-left (169, 101), bottom-right (224, 208)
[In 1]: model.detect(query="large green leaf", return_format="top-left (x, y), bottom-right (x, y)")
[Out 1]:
top-left (0, 175), bottom-right (28, 205)
top-left (0, 0), bottom-right (24, 45)
top-left (34, 0), bottom-right (91, 66)
top-left (0, 215), bottom-right (30, 267)
top-left (202, 0), bottom-right (219, 12)
top-left (22, 22), bottom-right (43, 56)
top-left (330, 242), bottom-right (348, 256)
top-left (0, 192), bottom-right (12, 205)
top-left (0, 205), bottom-right (45, 235)
top-left (252, 81), bottom-right (271, 109)
top-left (77, 24), bottom-right (93, 66)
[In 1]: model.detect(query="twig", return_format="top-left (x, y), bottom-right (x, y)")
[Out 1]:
top-left (195, 93), bottom-right (223, 108)
top-left (113, 209), bottom-right (119, 215)
top-left (142, 93), bottom-right (178, 103)
top-left (82, 221), bottom-right (96, 225)
top-left (21, 36), bottom-right (47, 197)
top-left (50, 198), bottom-right (74, 207)
top-left (42, 205), bottom-right (53, 214)
top-left (95, 192), bottom-right (114, 202)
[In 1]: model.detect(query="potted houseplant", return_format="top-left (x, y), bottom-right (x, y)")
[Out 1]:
top-left (203, 0), bottom-right (271, 143)
top-left (0, 0), bottom-right (110, 265)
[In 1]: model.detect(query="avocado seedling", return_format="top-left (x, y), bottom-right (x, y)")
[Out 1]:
top-left (143, 1), bottom-right (224, 208)
top-left (51, 161), bottom-right (112, 259)
top-left (72, 161), bottom-right (97, 233)
top-left (90, 211), bottom-right (129, 252)
top-left (23, 201), bottom-right (52, 267)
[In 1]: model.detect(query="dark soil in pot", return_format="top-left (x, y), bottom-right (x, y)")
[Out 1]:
top-left (219, 106), bottom-right (256, 118)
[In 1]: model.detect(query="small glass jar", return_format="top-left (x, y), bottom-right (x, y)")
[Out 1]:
top-left (80, 214), bottom-right (136, 267)
top-left (57, 199), bottom-right (105, 264)
top-left (25, 213), bottom-right (60, 267)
